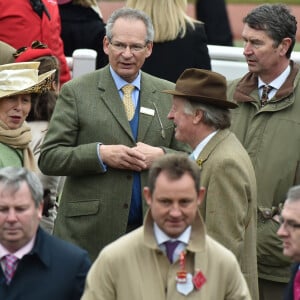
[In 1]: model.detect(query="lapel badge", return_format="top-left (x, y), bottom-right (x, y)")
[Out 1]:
top-left (192, 271), bottom-right (206, 290)
top-left (176, 251), bottom-right (187, 283)
top-left (196, 158), bottom-right (203, 169)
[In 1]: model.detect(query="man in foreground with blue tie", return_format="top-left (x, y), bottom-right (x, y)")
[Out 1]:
top-left (81, 154), bottom-right (250, 300)
top-left (277, 186), bottom-right (300, 300)
top-left (0, 167), bottom-right (90, 300)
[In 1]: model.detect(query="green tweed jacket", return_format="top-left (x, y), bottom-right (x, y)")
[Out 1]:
top-left (39, 65), bottom-right (190, 261)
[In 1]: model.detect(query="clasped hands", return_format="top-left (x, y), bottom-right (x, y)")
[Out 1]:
top-left (100, 142), bottom-right (164, 171)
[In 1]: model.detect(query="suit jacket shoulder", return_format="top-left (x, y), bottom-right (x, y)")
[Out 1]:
top-left (0, 228), bottom-right (91, 300)
top-left (284, 263), bottom-right (299, 300)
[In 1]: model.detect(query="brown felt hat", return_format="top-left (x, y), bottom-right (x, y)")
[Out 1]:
top-left (162, 68), bottom-right (238, 109)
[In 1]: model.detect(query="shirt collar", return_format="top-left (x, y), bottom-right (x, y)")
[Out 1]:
top-left (258, 64), bottom-right (291, 90)
top-left (191, 130), bottom-right (218, 160)
top-left (109, 65), bottom-right (141, 91)
top-left (0, 234), bottom-right (36, 260)
top-left (153, 222), bottom-right (191, 246)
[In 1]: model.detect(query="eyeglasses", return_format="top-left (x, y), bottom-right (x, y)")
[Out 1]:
top-left (109, 41), bottom-right (148, 53)
top-left (279, 215), bottom-right (300, 231)
top-left (13, 40), bottom-right (48, 58)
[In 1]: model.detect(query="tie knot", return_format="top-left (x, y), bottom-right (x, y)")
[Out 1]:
top-left (165, 240), bottom-right (180, 263)
top-left (5, 254), bottom-right (18, 263)
top-left (262, 85), bottom-right (273, 94)
top-left (122, 84), bottom-right (135, 95)
top-left (261, 85), bottom-right (273, 106)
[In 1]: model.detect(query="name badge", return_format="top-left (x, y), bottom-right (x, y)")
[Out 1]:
top-left (177, 273), bottom-right (194, 295)
top-left (140, 106), bottom-right (155, 116)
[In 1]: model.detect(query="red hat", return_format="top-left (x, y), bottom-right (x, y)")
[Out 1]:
top-left (15, 46), bottom-right (53, 63)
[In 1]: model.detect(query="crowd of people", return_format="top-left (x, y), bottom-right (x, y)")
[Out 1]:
top-left (0, 1), bottom-right (300, 300)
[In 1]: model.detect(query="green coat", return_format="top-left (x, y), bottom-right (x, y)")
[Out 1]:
top-left (39, 66), bottom-right (190, 261)
top-left (197, 129), bottom-right (258, 299)
top-left (0, 143), bottom-right (23, 167)
top-left (227, 62), bottom-right (300, 282)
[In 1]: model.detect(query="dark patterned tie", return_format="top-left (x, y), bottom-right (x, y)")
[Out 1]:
top-left (3, 255), bottom-right (18, 284)
top-left (165, 240), bottom-right (180, 263)
top-left (261, 85), bottom-right (273, 107)
top-left (294, 269), bottom-right (300, 300)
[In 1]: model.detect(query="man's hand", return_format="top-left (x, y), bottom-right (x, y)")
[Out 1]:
top-left (100, 144), bottom-right (147, 171)
top-left (133, 142), bottom-right (164, 169)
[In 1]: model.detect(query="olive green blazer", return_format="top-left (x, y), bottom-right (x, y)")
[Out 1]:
top-left (39, 66), bottom-right (190, 261)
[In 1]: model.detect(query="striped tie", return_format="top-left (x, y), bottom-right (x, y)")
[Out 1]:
top-left (3, 254), bottom-right (18, 284)
top-left (261, 85), bottom-right (273, 107)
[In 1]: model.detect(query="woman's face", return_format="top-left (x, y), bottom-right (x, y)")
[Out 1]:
top-left (0, 94), bottom-right (31, 129)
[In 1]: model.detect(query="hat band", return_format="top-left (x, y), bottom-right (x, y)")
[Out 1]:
top-left (0, 69), bottom-right (39, 91)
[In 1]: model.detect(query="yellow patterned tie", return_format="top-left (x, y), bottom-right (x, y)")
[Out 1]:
top-left (122, 84), bottom-right (135, 121)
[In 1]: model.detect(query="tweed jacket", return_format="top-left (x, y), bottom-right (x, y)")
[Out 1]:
top-left (81, 211), bottom-right (251, 300)
top-left (197, 129), bottom-right (258, 299)
top-left (39, 65), bottom-right (190, 261)
top-left (0, 227), bottom-right (91, 300)
top-left (227, 61), bottom-right (300, 283)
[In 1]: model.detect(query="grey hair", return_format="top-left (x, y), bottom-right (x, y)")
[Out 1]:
top-left (105, 7), bottom-right (154, 43)
top-left (286, 185), bottom-right (300, 203)
top-left (243, 4), bottom-right (297, 58)
top-left (0, 167), bottom-right (43, 207)
top-left (183, 99), bottom-right (231, 129)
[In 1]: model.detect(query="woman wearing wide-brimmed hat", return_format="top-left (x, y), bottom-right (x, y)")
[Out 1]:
top-left (0, 61), bottom-right (55, 170)
top-left (12, 44), bottom-right (62, 234)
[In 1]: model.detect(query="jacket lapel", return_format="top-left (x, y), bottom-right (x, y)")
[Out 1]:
top-left (97, 66), bottom-right (134, 141)
top-left (137, 73), bottom-right (158, 141)
top-left (196, 129), bottom-right (231, 168)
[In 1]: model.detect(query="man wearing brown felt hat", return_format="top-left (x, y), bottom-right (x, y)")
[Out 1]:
top-left (163, 68), bottom-right (259, 300)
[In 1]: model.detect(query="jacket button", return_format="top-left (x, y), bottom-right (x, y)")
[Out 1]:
top-left (123, 203), bottom-right (129, 209)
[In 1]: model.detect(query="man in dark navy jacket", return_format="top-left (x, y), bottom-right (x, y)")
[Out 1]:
top-left (0, 167), bottom-right (91, 300)
top-left (277, 185), bottom-right (300, 300)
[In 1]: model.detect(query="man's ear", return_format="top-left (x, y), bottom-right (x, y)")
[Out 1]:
top-left (143, 186), bottom-right (152, 206)
top-left (103, 36), bottom-right (110, 55)
top-left (197, 186), bottom-right (206, 206)
top-left (279, 37), bottom-right (292, 57)
top-left (192, 109), bottom-right (203, 125)
top-left (145, 42), bottom-right (153, 58)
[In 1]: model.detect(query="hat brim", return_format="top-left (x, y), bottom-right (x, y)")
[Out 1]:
top-left (162, 89), bottom-right (238, 109)
top-left (0, 69), bottom-right (55, 99)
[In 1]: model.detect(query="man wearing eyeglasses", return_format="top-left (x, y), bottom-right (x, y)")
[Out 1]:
top-left (39, 7), bottom-right (190, 262)
top-left (277, 185), bottom-right (300, 300)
